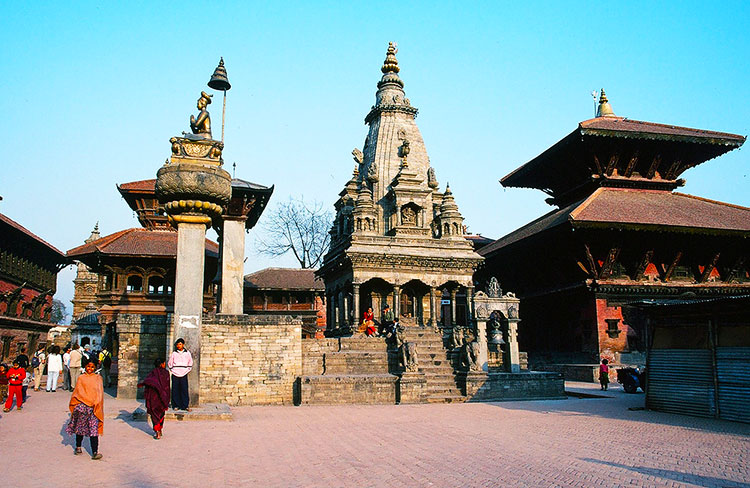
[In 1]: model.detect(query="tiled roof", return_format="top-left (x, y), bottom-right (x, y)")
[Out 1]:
top-left (117, 179), bottom-right (156, 192)
top-left (0, 212), bottom-right (65, 257)
top-left (244, 268), bottom-right (324, 290)
top-left (66, 228), bottom-right (219, 258)
top-left (571, 188), bottom-right (750, 231)
top-left (579, 117), bottom-right (746, 143)
top-left (480, 188), bottom-right (750, 256)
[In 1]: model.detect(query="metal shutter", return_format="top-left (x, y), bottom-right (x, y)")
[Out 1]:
top-left (646, 349), bottom-right (715, 418)
top-left (716, 347), bottom-right (750, 423)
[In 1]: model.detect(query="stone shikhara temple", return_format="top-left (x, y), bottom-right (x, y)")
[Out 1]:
top-left (318, 43), bottom-right (484, 334)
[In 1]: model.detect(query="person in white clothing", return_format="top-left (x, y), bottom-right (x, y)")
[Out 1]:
top-left (46, 345), bottom-right (63, 392)
top-left (167, 338), bottom-right (193, 411)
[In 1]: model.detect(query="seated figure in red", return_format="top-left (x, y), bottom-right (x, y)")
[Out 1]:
top-left (363, 307), bottom-right (377, 336)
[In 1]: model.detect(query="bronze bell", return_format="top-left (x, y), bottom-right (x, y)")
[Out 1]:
top-left (208, 57), bottom-right (231, 91)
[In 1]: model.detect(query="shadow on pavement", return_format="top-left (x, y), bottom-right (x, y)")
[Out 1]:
top-left (58, 420), bottom-right (75, 449)
top-left (581, 457), bottom-right (750, 488)
top-left (115, 409), bottom-right (153, 436)
top-left (486, 392), bottom-right (750, 437)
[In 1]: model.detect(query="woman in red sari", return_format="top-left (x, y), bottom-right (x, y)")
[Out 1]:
top-left (137, 358), bottom-right (170, 439)
top-left (363, 307), bottom-right (377, 336)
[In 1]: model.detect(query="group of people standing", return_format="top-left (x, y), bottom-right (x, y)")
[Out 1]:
top-left (28, 343), bottom-right (113, 394)
top-left (1, 337), bottom-right (193, 459)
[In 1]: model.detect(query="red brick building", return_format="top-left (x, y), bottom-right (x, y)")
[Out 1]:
top-left (244, 268), bottom-right (326, 338)
top-left (479, 92), bottom-right (750, 367)
top-left (0, 210), bottom-right (67, 361)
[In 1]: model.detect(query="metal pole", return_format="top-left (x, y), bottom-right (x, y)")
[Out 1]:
top-left (221, 89), bottom-right (227, 142)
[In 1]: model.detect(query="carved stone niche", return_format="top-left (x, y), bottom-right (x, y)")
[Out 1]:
top-left (605, 318), bottom-right (622, 338)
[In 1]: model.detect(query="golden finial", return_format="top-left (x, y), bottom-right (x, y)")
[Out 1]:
top-left (382, 42), bottom-right (400, 74)
top-left (597, 89), bottom-right (616, 117)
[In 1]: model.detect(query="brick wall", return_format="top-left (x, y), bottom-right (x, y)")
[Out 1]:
top-left (200, 315), bottom-right (302, 406)
top-left (115, 314), bottom-right (168, 399)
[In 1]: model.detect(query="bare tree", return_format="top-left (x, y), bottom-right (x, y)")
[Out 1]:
top-left (257, 197), bottom-right (333, 269)
top-left (50, 298), bottom-right (68, 324)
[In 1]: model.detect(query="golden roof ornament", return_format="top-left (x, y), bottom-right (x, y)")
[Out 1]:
top-left (378, 42), bottom-right (404, 89)
top-left (596, 89), bottom-right (616, 117)
top-left (382, 42), bottom-right (400, 74)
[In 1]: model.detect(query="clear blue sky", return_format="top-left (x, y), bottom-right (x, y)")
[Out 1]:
top-left (3, 1), bottom-right (748, 317)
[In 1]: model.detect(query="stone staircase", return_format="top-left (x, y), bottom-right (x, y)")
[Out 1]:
top-left (394, 326), bottom-right (466, 404)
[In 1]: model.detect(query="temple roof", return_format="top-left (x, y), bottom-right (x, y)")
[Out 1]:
top-left (67, 227), bottom-right (219, 259)
top-left (0, 212), bottom-right (66, 258)
top-left (480, 187), bottom-right (750, 256)
top-left (501, 96), bottom-right (746, 207)
top-left (227, 178), bottom-right (274, 230)
top-left (244, 267), bottom-right (324, 291)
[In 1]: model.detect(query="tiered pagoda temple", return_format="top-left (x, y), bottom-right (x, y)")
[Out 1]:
top-left (480, 92), bottom-right (750, 365)
top-left (318, 43), bottom-right (483, 334)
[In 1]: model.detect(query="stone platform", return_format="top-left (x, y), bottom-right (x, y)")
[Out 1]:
top-left (133, 403), bottom-right (233, 421)
top-left (461, 371), bottom-right (565, 402)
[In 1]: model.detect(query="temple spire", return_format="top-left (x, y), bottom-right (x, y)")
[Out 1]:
top-left (378, 42), bottom-right (404, 89)
top-left (596, 89), bottom-right (616, 117)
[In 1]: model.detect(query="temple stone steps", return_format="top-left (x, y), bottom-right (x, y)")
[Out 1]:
top-left (398, 327), bottom-right (465, 402)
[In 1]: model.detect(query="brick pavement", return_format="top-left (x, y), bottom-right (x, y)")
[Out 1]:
top-left (1, 382), bottom-right (748, 488)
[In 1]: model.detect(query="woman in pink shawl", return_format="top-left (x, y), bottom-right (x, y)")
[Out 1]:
top-left (137, 358), bottom-right (170, 439)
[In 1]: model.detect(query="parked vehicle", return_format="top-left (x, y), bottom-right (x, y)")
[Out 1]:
top-left (617, 367), bottom-right (646, 393)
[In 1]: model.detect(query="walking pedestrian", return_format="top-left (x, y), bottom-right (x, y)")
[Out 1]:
top-left (67, 360), bottom-right (104, 460)
top-left (31, 345), bottom-right (46, 391)
top-left (137, 358), bottom-right (170, 439)
top-left (4, 359), bottom-right (25, 412)
top-left (69, 344), bottom-right (83, 390)
top-left (46, 345), bottom-right (63, 392)
top-left (167, 338), bottom-right (192, 411)
top-left (599, 358), bottom-right (610, 391)
top-left (99, 348), bottom-right (112, 388)
top-left (62, 346), bottom-right (72, 391)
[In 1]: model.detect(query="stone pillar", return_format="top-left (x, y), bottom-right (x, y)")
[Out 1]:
top-left (507, 318), bottom-right (521, 373)
top-left (393, 285), bottom-right (401, 318)
top-left (155, 133), bottom-right (232, 406)
top-left (352, 283), bottom-right (360, 329)
top-left (174, 221), bottom-right (208, 405)
top-left (466, 285), bottom-right (474, 324)
top-left (450, 289), bottom-right (457, 326)
top-left (220, 217), bottom-right (246, 315)
top-left (475, 318), bottom-right (489, 372)
top-left (429, 287), bottom-right (436, 328)
top-left (333, 293), bottom-right (340, 329)
top-left (342, 291), bottom-right (349, 330)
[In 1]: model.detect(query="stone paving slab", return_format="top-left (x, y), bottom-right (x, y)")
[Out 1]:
top-left (1, 383), bottom-right (748, 488)
top-left (132, 403), bottom-right (233, 421)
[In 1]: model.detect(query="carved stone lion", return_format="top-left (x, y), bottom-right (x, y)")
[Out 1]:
top-left (462, 341), bottom-right (481, 372)
top-left (401, 341), bottom-right (418, 372)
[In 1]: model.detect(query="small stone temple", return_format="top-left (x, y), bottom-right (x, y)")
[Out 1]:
top-left (317, 43), bottom-right (484, 334)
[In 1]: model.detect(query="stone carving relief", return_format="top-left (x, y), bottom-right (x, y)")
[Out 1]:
top-left (401, 205), bottom-right (417, 225)
top-left (487, 277), bottom-right (501, 298)
top-left (451, 325), bottom-right (464, 349)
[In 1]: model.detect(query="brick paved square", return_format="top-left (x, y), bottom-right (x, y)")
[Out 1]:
top-left (1, 382), bottom-right (748, 488)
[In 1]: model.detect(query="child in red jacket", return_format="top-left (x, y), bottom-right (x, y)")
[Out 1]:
top-left (4, 359), bottom-right (26, 411)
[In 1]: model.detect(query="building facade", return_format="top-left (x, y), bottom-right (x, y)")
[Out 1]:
top-left (243, 267), bottom-right (326, 338)
top-left (480, 92), bottom-right (750, 366)
top-left (0, 209), bottom-right (67, 361)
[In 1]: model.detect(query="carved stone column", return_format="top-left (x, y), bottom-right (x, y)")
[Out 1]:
top-left (450, 288), bottom-right (457, 326)
top-left (352, 283), bottom-right (360, 329)
top-left (507, 317), bottom-right (521, 373)
top-left (475, 317), bottom-right (489, 372)
top-left (220, 216), bottom-right (246, 314)
top-left (429, 287), bottom-right (437, 328)
top-left (156, 136), bottom-right (231, 406)
top-left (466, 285), bottom-right (474, 324)
top-left (393, 285), bottom-right (401, 318)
